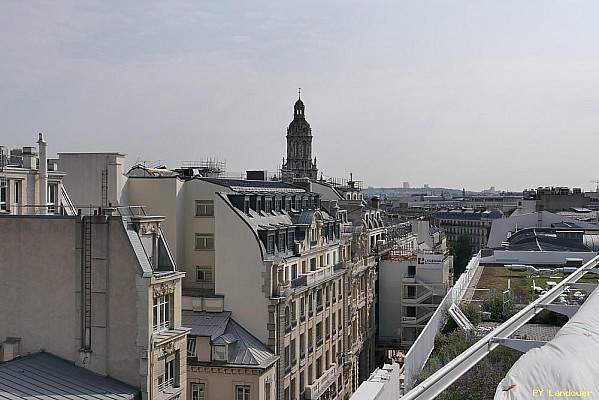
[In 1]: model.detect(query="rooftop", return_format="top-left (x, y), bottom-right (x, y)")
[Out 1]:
top-left (0, 352), bottom-right (139, 400)
top-left (184, 311), bottom-right (278, 369)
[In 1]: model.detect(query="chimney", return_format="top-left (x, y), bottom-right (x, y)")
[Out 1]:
top-left (1, 337), bottom-right (21, 362)
top-left (371, 195), bottom-right (380, 209)
top-left (37, 133), bottom-right (48, 214)
top-left (21, 146), bottom-right (38, 169)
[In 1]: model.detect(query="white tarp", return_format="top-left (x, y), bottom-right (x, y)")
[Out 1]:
top-left (494, 287), bottom-right (599, 399)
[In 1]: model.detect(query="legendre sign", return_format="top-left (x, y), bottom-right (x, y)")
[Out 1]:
top-left (416, 254), bottom-right (443, 267)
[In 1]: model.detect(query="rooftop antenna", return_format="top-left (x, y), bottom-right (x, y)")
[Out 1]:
top-left (298, 87), bottom-right (301, 99)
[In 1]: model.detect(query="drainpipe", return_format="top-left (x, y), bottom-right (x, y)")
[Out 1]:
top-left (37, 133), bottom-right (47, 214)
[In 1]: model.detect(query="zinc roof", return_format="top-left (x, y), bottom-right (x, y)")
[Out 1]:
top-left (0, 352), bottom-right (139, 400)
top-left (183, 311), bottom-right (278, 369)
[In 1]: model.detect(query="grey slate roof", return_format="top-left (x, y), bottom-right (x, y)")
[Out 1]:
top-left (0, 352), bottom-right (139, 400)
top-left (183, 311), bottom-right (278, 369)
top-left (200, 177), bottom-right (305, 193)
top-left (184, 310), bottom-right (231, 339)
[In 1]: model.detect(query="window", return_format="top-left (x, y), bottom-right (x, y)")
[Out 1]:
top-left (316, 356), bottom-right (322, 377)
top-left (332, 282), bottom-right (336, 303)
top-left (284, 345), bottom-right (290, 371)
top-left (278, 232), bottom-right (286, 252)
top-left (291, 301), bottom-right (296, 322)
top-left (267, 234), bottom-right (275, 255)
top-left (316, 322), bottom-right (323, 346)
top-left (47, 183), bottom-right (57, 213)
top-left (196, 267), bottom-right (213, 283)
top-left (0, 183), bottom-right (6, 212)
top-left (195, 233), bottom-right (214, 250)
top-left (265, 198), bottom-right (273, 213)
top-left (213, 344), bottom-right (227, 361)
top-left (287, 231), bottom-right (295, 250)
top-left (407, 265), bottom-right (416, 277)
top-left (187, 338), bottom-right (197, 357)
top-left (407, 286), bottom-right (416, 299)
top-left (195, 200), bottom-right (214, 216)
top-left (157, 353), bottom-right (176, 391)
top-left (291, 264), bottom-right (297, 280)
top-left (406, 307), bottom-right (416, 318)
top-left (191, 383), bottom-right (205, 400)
top-left (153, 295), bottom-right (171, 332)
top-left (275, 198), bottom-right (282, 212)
top-left (236, 385), bottom-right (251, 400)
top-left (316, 289), bottom-right (323, 311)
top-left (12, 180), bottom-right (19, 204)
top-left (285, 307), bottom-right (291, 331)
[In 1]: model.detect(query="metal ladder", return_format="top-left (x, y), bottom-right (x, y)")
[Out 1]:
top-left (82, 217), bottom-right (92, 349)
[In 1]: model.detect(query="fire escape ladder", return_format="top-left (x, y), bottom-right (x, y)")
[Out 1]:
top-left (82, 217), bottom-right (92, 350)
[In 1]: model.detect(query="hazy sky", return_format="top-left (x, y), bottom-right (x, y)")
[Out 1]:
top-left (3, 1), bottom-right (599, 191)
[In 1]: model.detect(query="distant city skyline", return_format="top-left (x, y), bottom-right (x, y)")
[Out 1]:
top-left (3, 1), bottom-right (599, 192)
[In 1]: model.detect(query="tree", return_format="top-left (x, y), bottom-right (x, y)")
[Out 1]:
top-left (450, 234), bottom-right (473, 278)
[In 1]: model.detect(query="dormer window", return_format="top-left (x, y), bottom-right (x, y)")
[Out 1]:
top-left (267, 234), bottom-right (275, 255)
top-left (244, 197), bottom-right (250, 215)
top-left (213, 344), bottom-right (227, 361)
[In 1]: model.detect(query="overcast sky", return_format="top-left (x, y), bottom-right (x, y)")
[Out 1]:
top-left (3, 1), bottom-right (599, 191)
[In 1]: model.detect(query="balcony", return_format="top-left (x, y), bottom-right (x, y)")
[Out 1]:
top-left (356, 295), bottom-right (366, 309)
top-left (292, 265), bottom-right (337, 289)
top-left (304, 363), bottom-right (339, 400)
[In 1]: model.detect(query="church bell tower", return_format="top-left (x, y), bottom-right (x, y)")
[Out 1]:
top-left (282, 89), bottom-right (318, 181)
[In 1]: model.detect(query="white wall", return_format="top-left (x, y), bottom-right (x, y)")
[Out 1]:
top-left (214, 193), bottom-right (270, 343)
top-left (58, 153), bottom-right (126, 207)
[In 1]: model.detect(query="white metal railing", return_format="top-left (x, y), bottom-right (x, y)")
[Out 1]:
top-left (401, 252), bottom-right (482, 390)
top-left (60, 185), bottom-right (77, 216)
